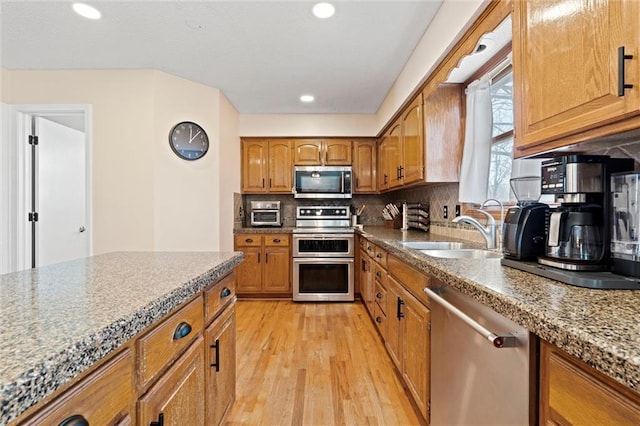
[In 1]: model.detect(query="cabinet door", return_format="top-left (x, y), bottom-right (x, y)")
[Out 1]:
top-left (424, 84), bottom-right (463, 182)
top-left (377, 136), bottom-right (390, 191)
top-left (268, 139), bottom-right (292, 193)
top-left (387, 121), bottom-right (403, 189)
top-left (293, 140), bottom-right (323, 165)
top-left (402, 292), bottom-right (430, 421)
top-left (263, 246), bottom-right (290, 292)
top-left (235, 247), bottom-right (262, 293)
top-left (513, 0), bottom-right (640, 154)
top-left (324, 139), bottom-right (352, 165)
top-left (241, 140), bottom-right (268, 193)
top-left (21, 350), bottom-right (134, 426)
top-left (205, 306), bottom-right (236, 426)
top-left (540, 341), bottom-right (640, 425)
top-left (401, 95), bottom-right (425, 185)
top-left (353, 140), bottom-right (377, 193)
top-left (385, 277), bottom-right (403, 370)
top-left (138, 337), bottom-right (205, 426)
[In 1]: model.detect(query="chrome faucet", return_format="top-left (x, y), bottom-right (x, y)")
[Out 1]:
top-left (452, 199), bottom-right (503, 250)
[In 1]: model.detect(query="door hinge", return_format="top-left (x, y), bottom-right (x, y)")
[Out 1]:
top-left (28, 135), bottom-right (39, 145)
top-left (428, 321), bottom-right (431, 332)
top-left (28, 212), bottom-right (39, 222)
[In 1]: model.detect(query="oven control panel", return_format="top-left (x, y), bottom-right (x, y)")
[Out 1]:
top-left (296, 206), bottom-right (350, 219)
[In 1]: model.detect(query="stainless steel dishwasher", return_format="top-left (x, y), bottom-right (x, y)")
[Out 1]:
top-left (424, 286), bottom-right (534, 425)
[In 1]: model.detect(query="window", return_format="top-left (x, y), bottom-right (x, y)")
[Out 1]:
top-left (487, 64), bottom-right (513, 202)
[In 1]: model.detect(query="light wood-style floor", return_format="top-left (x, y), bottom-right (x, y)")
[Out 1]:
top-left (223, 300), bottom-right (422, 426)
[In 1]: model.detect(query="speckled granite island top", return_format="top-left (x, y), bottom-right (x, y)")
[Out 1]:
top-left (0, 251), bottom-right (243, 425)
top-left (357, 226), bottom-right (640, 394)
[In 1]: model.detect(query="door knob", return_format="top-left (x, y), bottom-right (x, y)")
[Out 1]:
top-left (79, 226), bottom-right (86, 233)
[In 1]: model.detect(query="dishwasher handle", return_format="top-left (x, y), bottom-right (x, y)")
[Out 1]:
top-left (425, 288), bottom-right (517, 349)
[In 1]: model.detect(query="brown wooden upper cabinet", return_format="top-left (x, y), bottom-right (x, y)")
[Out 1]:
top-left (377, 86), bottom-right (463, 192)
top-left (293, 139), bottom-right (352, 166)
top-left (513, 0), bottom-right (640, 157)
top-left (241, 139), bottom-right (292, 194)
top-left (352, 139), bottom-right (377, 193)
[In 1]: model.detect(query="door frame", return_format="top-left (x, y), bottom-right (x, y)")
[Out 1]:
top-left (8, 104), bottom-right (93, 271)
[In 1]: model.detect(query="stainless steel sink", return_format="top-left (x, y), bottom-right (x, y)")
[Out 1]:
top-left (399, 241), bottom-right (466, 250)
top-left (420, 249), bottom-right (502, 259)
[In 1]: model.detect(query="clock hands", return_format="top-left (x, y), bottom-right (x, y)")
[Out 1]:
top-left (188, 129), bottom-right (201, 144)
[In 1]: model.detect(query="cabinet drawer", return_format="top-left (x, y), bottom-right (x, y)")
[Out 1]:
top-left (373, 246), bottom-right (387, 267)
top-left (388, 255), bottom-right (430, 307)
top-left (373, 303), bottom-right (387, 340)
top-left (374, 280), bottom-right (387, 315)
top-left (264, 234), bottom-right (290, 247)
top-left (137, 297), bottom-right (204, 388)
top-left (234, 234), bottom-right (262, 247)
top-left (22, 350), bottom-right (133, 425)
top-left (205, 272), bottom-right (236, 324)
top-left (541, 342), bottom-right (640, 425)
top-left (374, 263), bottom-right (387, 286)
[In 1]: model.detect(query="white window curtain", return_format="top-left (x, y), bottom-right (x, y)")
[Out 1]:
top-left (458, 74), bottom-right (493, 204)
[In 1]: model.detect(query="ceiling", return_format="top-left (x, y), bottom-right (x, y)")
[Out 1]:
top-left (1, 0), bottom-right (447, 114)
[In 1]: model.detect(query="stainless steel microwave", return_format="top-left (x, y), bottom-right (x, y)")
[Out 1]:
top-left (293, 166), bottom-right (352, 199)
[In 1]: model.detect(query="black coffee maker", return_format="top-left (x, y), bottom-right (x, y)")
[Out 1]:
top-left (538, 155), bottom-right (634, 271)
top-left (502, 176), bottom-right (549, 260)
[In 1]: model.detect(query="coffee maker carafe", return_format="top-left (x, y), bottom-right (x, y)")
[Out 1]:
top-left (538, 155), bottom-right (634, 271)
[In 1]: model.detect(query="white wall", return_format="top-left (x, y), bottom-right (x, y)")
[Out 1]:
top-left (4, 69), bottom-right (237, 254)
top-left (218, 94), bottom-right (240, 251)
top-left (239, 114), bottom-right (377, 137)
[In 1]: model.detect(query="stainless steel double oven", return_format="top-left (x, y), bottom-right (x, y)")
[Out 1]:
top-left (292, 206), bottom-right (354, 302)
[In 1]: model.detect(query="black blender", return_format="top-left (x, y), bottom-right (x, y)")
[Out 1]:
top-left (502, 176), bottom-right (549, 260)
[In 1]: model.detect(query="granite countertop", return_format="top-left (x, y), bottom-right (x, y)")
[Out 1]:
top-left (0, 251), bottom-right (243, 425)
top-left (358, 226), bottom-right (640, 394)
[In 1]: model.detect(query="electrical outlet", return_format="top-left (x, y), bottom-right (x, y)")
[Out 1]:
top-left (455, 205), bottom-right (461, 217)
top-left (443, 205), bottom-right (448, 219)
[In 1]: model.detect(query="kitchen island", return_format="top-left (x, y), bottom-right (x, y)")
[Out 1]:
top-left (358, 226), bottom-right (640, 394)
top-left (0, 251), bottom-right (243, 425)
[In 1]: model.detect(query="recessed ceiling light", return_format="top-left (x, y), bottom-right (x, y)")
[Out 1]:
top-left (300, 95), bottom-right (315, 103)
top-left (313, 3), bottom-right (335, 19)
top-left (72, 3), bottom-right (102, 20)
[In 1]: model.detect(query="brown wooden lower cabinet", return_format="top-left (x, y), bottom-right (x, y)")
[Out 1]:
top-left (14, 271), bottom-right (237, 426)
top-left (234, 233), bottom-right (290, 295)
top-left (540, 340), bottom-right (640, 425)
top-left (19, 349), bottom-right (134, 425)
top-left (205, 305), bottom-right (236, 426)
top-left (138, 336), bottom-right (205, 425)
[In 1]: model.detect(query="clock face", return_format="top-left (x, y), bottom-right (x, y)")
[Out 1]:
top-left (169, 121), bottom-right (209, 160)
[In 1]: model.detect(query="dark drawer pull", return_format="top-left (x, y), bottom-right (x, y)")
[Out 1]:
top-left (220, 287), bottom-right (232, 298)
top-left (376, 292), bottom-right (382, 299)
top-left (273, 238), bottom-right (281, 243)
top-left (376, 253), bottom-right (382, 258)
top-left (618, 46), bottom-right (634, 96)
top-left (245, 238), bottom-right (253, 243)
top-left (59, 415), bottom-right (89, 426)
top-left (150, 413), bottom-right (164, 426)
top-left (376, 317), bottom-right (383, 324)
top-left (376, 271), bottom-right (382, 278)
top-left (210, 339), bottom-right (220, 371)
top-left (173, 322), bottom-right (192, 340)
top-left (397, 298), bottom-right (405, 319)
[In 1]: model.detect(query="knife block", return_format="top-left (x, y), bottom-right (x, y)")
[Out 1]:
top-left (385, 216), bottom-right (403, 229)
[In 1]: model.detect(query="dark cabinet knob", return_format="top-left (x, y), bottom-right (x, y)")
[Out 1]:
top-left (273, 238), bottom-right (281, 243)
top-left (220, 287), bottom-right (232, 298)
top-left (376, 253), bottom-right (382, 258)
top-left (245, 238), bottom-right (253, 243)
top-left (59, 415), bottom-right (89, 426)
top-left (376, 317), bottom-right (383, 323)
top-left (173, 322), bottom-right (192, 340)
top-left (376, 271), bottom-right (382, 278)
top-left (376, 292), bottom-right (382, 299)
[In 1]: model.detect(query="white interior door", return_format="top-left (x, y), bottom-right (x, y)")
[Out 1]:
top-left (35, 116), bottom-right (88, 266)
